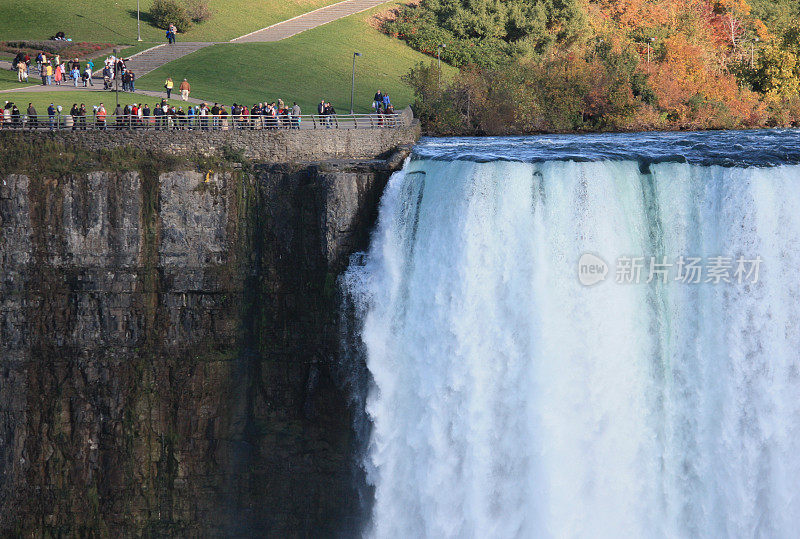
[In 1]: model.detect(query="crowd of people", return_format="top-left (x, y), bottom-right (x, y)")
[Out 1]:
top-left (96, 100), bottom-right (308, 130)
top-left (100, 54), bottom-right (139, 92)
top-left (1, 100), bottom-right (99, 129)
top-left (372, 90), bottom-right (395, 115)
top-left (10, 51), bottom-right (142, 91)
top-left (1, 95), bottom-right (401, 130)
top-left (0, 99), bottom-right (307, 130)
top-left (12, 52), bottom-right (97, 87)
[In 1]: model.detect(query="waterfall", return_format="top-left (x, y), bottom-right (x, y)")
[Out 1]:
top-left (344, 151), bottom-right (800, 538)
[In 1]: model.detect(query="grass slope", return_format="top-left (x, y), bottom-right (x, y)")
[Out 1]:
top-left (3, 0), bottom-right (341, 43)
top-left (1, 90), bottom-right (189, 113)
top-left (0, 70), bottom-right (26, 91)
top-left (137, 3), bottom-right (456, 114)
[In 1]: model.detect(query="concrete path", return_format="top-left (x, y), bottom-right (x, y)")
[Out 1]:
top-left (231, 0), bottom-right (388, 42)
top-left (123, 42), bottom-right (213, 77)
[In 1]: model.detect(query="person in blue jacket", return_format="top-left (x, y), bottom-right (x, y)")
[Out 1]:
top-left (47, 103), bottom-right (57, 129)
top-left (167, 23), bottom-right (177, 44)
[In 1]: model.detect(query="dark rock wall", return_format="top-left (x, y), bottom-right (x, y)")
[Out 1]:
top-left (0, 157), bottom-right (395, 536)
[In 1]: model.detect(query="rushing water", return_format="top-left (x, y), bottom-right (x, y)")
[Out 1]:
top-left (342, 131), bottom-right (800, 538)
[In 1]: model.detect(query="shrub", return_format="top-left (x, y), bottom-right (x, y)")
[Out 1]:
top-left (3, 40), bottom-right (72, 54)
top-left (150, 0), bottom-right (193, 32)
top-left (186, 0), bottom-right (212, 23)
top-left (0, 41), bottom-right (114, 58)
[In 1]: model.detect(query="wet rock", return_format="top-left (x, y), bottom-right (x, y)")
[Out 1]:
top-left (0, 155), bottom-right (395, 535)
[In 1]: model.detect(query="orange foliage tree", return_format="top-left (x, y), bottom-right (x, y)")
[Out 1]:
top-left (649, 33), bottom-right (761, 127)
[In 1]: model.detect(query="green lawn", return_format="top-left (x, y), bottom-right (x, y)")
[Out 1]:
top-left (0, 69), bottom-right (26, 91)
top-left (136, 3), bottom-right (457, 114)
top-left (3, 0), bottom-right (343, 43)
top-left (1, 90), bottom-right (190, 113)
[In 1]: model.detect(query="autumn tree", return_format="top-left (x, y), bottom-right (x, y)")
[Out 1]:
top-left (718, 0), bottom-right (751, 46)
top-left (399, 0), bottom-right (792, 133)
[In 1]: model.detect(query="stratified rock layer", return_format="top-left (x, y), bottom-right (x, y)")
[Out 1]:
top-left (0, 157), bottom-right (395, 535)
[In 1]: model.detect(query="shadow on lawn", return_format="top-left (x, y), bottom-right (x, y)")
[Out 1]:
top-left (127, 9), bottom-right (158, 27)
top-left (75, 13), bottom-right (130, 40)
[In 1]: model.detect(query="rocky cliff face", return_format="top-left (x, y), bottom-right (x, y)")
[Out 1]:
top-left (0, 152), bottom-right (401, 535)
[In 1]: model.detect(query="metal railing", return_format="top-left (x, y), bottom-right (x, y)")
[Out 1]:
top-left (0, 112), bottom-right (407, 131)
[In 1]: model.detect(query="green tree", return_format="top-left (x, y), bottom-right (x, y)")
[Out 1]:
top-left (748, 0), bottom-right (800, 36)
top-left (385, 0), bottom-right (586, 68)
top-left (751, 44), bottom-right (799, 97)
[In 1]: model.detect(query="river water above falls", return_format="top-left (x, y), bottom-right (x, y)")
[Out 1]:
top-left (342, 130), bottom-right (800, 538)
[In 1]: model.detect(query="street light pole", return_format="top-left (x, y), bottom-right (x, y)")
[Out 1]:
top-left (350, 52), bottom-right (361, 115)
top-left (646, 37), bottom-right (655, 72)
top-left (137, 0), bottom-right (142, 41)
top-left (113, 48), bottom-right (119, 109)
top-left (750, 37), bottom-right (759, 68)
top-left (437, 43), bottom-right (446, 88)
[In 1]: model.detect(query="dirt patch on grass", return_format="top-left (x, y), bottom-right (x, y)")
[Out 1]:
top-left (368, 1), bottom-right (418, 31)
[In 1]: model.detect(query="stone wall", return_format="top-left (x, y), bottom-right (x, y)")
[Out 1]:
top-left (1, 119), bottom-right (420, 162)
top-left (0, 150), bottom-right (404, 534)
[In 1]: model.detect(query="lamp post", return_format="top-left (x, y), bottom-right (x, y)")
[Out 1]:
top-left (113, 48), bottom-right (119, 109)
top-left (137, 0), bottom-right (142, 41)
top-left (350, 52), bottom-right (362, 115)
top-left (437, 43), bottom-right (446, 88)
top-left (750, 37), bottom-right (759, 68)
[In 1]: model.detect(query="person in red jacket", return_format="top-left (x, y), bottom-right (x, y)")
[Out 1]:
top-left (96, 103), bottom-right (107, 130)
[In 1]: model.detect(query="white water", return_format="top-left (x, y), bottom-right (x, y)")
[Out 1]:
top-left (344, 158), bottom-right (800, 538)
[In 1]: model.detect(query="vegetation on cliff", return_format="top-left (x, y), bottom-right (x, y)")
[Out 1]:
top-left (0, 133), bottom-right (247, 181)
top-left (390, 0), bottom-right (800, 133)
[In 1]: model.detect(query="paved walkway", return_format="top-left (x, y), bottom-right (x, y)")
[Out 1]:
top-left (231, 0), bottom-right (389, 42)
top-left (123, 41), bottom-right (213, 77)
